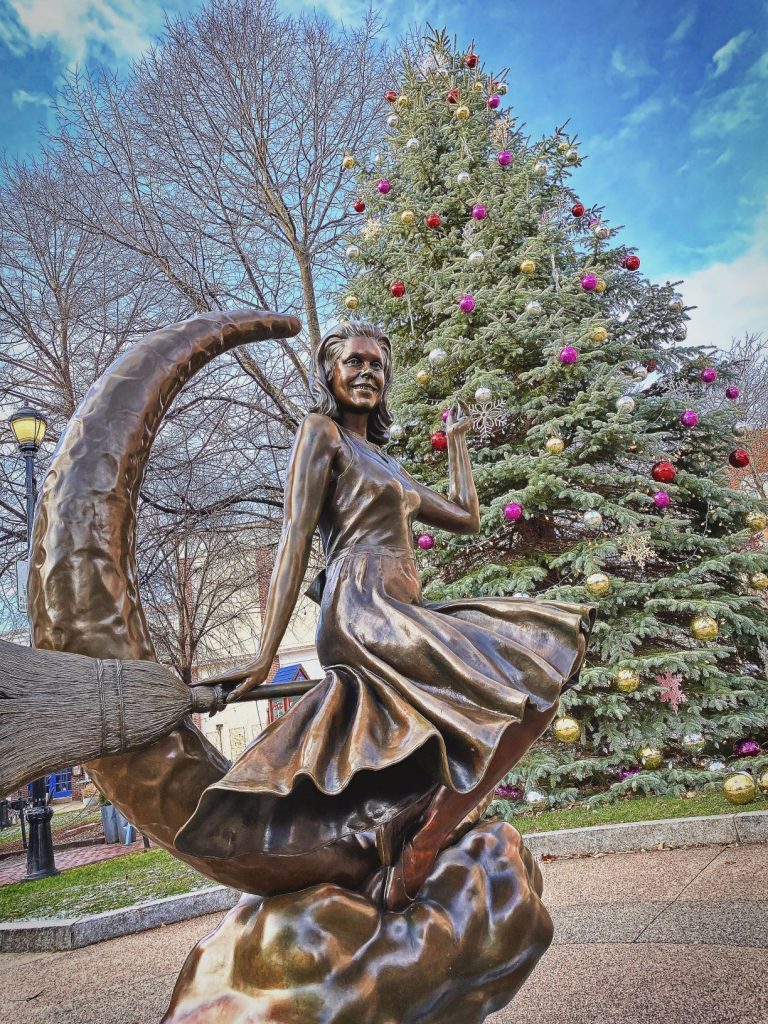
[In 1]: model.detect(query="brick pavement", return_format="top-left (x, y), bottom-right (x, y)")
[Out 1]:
top-left (0, 841), bottom-right (145, 887)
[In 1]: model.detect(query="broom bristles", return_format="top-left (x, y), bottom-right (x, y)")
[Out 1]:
top-left (0, 639), bottom-right (198, 798)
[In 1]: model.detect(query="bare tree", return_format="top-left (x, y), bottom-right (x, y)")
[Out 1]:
top-left (728, 332), bottom-right (768, 498)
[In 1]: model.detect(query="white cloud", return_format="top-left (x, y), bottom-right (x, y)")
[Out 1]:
top-left (691, 50), bottom-right (768, 138)
top-left (711, 29), bottom-right (752, 77)
top-left (658, 211), bottom-right (768, 349)
top-left (668, 9), bottom-right (696, 46)
top-left (11, 87), bottom-right (50, 107)
top-left (610, 45), bottom-right (657, 79)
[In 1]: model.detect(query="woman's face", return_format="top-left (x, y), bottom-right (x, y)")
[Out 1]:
top-left (330, 337), bottom-right (386, 414)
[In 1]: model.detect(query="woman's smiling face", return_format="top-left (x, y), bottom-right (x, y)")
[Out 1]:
top-left (330, 336), bottom-right (386, 413)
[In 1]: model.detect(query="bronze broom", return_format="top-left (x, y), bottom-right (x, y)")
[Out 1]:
top-left (0, 638), bottom-right (315, 798)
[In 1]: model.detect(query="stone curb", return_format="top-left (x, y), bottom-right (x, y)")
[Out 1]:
top-left (2, 811), bottom-right (766, 952)
top-left (524, 810), bottom-right (768, 858)
top-left (0, 885), bottom-right (240, 953)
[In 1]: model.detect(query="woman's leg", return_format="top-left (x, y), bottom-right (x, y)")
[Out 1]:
top-left (384, 702), bottom-right (558, 910)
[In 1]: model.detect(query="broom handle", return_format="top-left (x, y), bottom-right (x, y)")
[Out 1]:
top-left (190, 678), bottom-right (319, 705)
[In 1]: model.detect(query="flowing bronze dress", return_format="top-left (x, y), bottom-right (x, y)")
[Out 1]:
top-left (176, 419), bottom-right (594, 862)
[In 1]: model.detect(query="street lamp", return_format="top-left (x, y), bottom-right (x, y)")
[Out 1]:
top-left (9, 404), bottom-right (58, 880)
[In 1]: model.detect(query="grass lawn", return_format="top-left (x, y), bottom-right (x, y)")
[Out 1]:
top-left (503, 789), bottom-right (767, 835)
top-left (0, 807), bottom-right (102, 849)
top-left (0, 849), bottom-right (218, 922)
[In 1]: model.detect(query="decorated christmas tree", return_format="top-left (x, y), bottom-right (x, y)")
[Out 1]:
top-left (339, 29), bottom-right (768, 810)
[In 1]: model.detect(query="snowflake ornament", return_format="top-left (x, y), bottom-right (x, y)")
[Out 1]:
top-left (621, 527), bottom-right (653, 570)
top-left (471, 389), bottom-right (507, 443)
top-left (656, 671), bottom-right (686, 713)
top-left (361, 218), bottom-right (383, 243)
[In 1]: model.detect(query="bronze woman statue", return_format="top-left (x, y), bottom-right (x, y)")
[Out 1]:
top-left (177, 320), bottom-right (594, 910)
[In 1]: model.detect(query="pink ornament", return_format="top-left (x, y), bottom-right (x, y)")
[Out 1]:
top-left (459, 294), bottom-right (476, 313)
top-left (733, 738), bottom-right (761, 757)
top-left (700, 368), bottom-right (717, 383)
top-left (497, 150), bottom-right (512, 166)
top-left (417, 533), bottom-right (435, 550)
top-left (487, 94), bottom-right (501, 110)
top-left (725, 385), bottom-right (740, 400)
top-left (559, 346), bottom-right (579, 365)
top-left (441, 409), bottom-right (450, 423)
top-left (503, 502), bottom-right (523, 522)
top-left (680, 409), bottom-right (699, 427)
top-left (618, 767), bottom-right (640, 781)
top-left (377, 179), bottom-right (391, 194)
top-left (471, 203), bottom-right (488, 220)
top-left (581, 273), bottom-right (598, 291)
top-left (653, 491), bottom-right (670, 509)
top-left (494, 784), bottom-right (523, 800)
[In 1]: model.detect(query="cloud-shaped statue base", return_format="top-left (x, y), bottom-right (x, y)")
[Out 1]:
top-left (163, 821), bottom-right (552, 1024)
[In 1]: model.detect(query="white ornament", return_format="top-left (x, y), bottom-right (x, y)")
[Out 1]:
top-left (682, 732), bottom-right (705, 752)
top-left (616, 396), bottom-right (635, 416)
top-left (386, 114), bottom-right (400, 128)
top-left (524, 789), bottom-right (548, 810)
top-left (471, 392), bottom-right (507, 442)
top-left (428, 347), bottom-right (448, 366)
top-left (534, 161), bottom-right (548, 177)
top-left (525, 300), bottom-right (543, 315)
top-left (708, 759), bottom-right (726, 773)
top-left (565, 148), bottom-right (579, 164)
top-left (345, 244), bottom-right (361, 260)
top-left (673, 326), bottom-right (688, 342)
top-left (405, 137), bottom-right (420, 151)
top-left (468, 250), bottom-right (485, 264)
top-left (583, 510), bottom-right (603, 529)
top-left (457, 171), bottom-right (471, 185)
top-left (474, 386), bottom-right (492, 403)
top-left (633, 367), bottom-right (648, 381)
top-left (389, 423), bottom-right (405, 440)
top-left (591, 221), bottom-right (610, 239)
top-left (734, 421), bottom-right (750, 437)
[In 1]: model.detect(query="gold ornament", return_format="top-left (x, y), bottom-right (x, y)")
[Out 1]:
top-left (590, 326), bottom-right (608, 344)
top-left (723, 772), bottom-right (756, 805)
top-left (395, 94), bottom-right (409, 109)
top-left (557, 140), bottom-right (570, 154)
top-left (545, 437), bottom-right (565, 455)
top-left (757, 769), bottom-right (768, 795)
top-left (585, 571), bottom-right (611, 597)
top-left (553, 716), bottom-right (580, 743)
top-left (615, 668), bottom-right (640, 693)
top-left (455, 105), bottom-right (471, 120)
top-left (342, 154), bottom-right (356, 170)
top-left (520, 258), bottom-right (536, 275)
top-left (473, 81), bottom-right (484, 93)
top-left (690, 615), bottom-right (718, 641)
top-left (400, 209), bottom-right (415, 226)
top-left (594, 278), bottom-right (606, 294)
top-left (749, 572), bottom-right (768, 590)
top-left (745, 510), bottom-right (767, 533)
top-left (638, 747), bottom-right (663, 769)
top-left (344, 295), bottom-right (359, 311)
top-left (415, 368), bottom-right (432, 386)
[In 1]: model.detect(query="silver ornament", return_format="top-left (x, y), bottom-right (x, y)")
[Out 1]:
top-left (474, 386), bottom-right (492, 403)
top-left (386, 114), bottom-right (400, 128)
top-left (669, 298), bottom-right (684, 312)
top-left (389, 423), bottom-right (405, 440)
top-left (682, 732), bottom-right (706, 753)
top-left (707, 759), bottom-right (726, 773)
top-left (428, 347), bottom-right (448, 366)
top-left (583, 509), bottom-right (604, 529)
top-left (734, 421), bottom-right (750, 437)
top-left (468, 250), bottom-right (485, 264)
top-left (345, 244), bottom-right (361, 260)
top-left (405, 137), bottom-right (420, 151)
top-left (525, 300), bottom-right (543, 315)
top-left (633, 366), bottom-right (648, 381)
top-left (616, 396), bottom-right (636, 415)
top-left (524, 789), bottom-right (548, 810)
top-left (591, 221), bottom-right (609, 239)
top-left (673, 326), bottom-right (688, 342)
top-left (457, 171), bottom-right (471, 185)
top-left (534, 161), bottom-right (548, 177)
top-left (565, 148), bottom-right (579, 164)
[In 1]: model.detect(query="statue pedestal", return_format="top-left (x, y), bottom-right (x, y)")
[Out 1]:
top-left (163, 822), bottom-right (552, 1024)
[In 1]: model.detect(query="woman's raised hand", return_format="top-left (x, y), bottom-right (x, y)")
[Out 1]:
top-left (201, 650), bottom-right (274, 704)
top-left (445, 399), bottom-right (473, 439)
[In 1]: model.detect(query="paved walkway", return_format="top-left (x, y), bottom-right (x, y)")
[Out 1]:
top-left (0, 841), bottom-right (765, 1023)
top-left (0, 842), bottom-right (144, 887)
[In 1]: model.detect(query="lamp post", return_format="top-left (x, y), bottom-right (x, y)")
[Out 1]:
top-left (9, 405), bottom-right (58, 880)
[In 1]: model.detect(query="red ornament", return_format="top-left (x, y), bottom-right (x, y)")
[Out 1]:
top-left (646, 359), bottom-right (658, 372)
top-left (623, 254), bottom-right (641, 271)
top-left (465, 53), bottom-right (478, 68)
top-left (571, 202), bottom-right (585, 217)
top-left (446, 89), bottom-right (460, 104)
top-left (729, 448), bottom-right (750, 468)
top-left (431, 430), bottom-right (448, 452)
top-left (389, 280), bottom-right (406, 298)
top-left (385, 90), bottom-right (398, 103)
top-left (353, 200), bottom-right (365, 213)
top-left (651, 461), bottom-right (677, 483)
top-left (426, 213), bottom-right (441, 229)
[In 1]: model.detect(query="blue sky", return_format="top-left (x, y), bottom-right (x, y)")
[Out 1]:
top-left (1, 0), bottom-right (766, 348)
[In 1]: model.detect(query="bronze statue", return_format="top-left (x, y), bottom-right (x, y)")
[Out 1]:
top-left (12, 309), bottom-right (593, 1022)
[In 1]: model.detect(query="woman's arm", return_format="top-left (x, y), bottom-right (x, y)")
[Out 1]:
top-left (409, 404), bottom-right (481, 535)
top-left (205, 413), bottom-right (340, 700)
